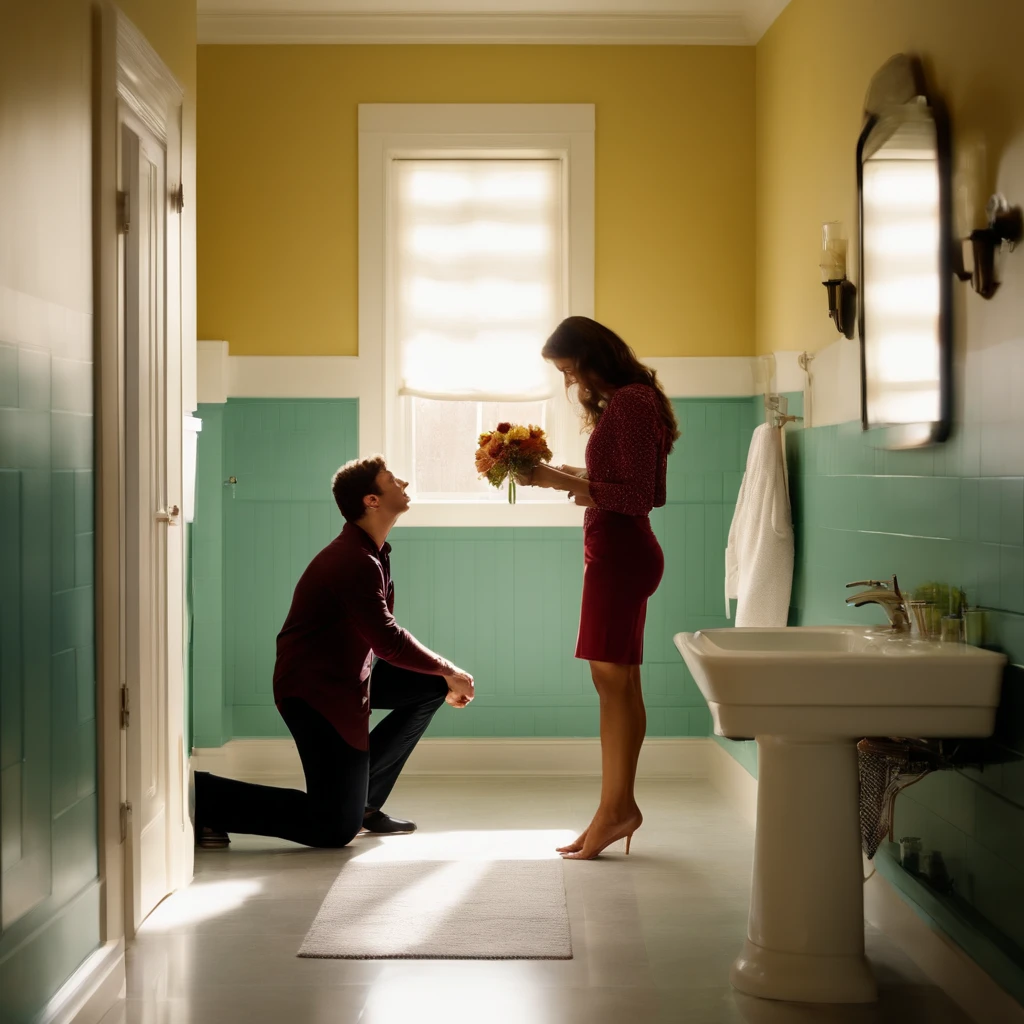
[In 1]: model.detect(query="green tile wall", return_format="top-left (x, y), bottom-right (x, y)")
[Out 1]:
top-left (0, 332), bottom-right (101, 1021)
top-left (192, 405), bottom-right (228, 747)
top-left (191, 396), bottom-right (759, 742)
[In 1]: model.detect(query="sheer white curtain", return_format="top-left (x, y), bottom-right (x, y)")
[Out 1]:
top-left (392, 159), bottom-right (562, 402)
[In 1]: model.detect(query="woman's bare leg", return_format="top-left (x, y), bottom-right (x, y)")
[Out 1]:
top-left (558, 660), bottom-right (644, 859)
top-left (628, 664), bottom-right (647, 791)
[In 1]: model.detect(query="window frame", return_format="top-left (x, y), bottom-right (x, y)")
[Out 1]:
top-left (359, 104), bottom-right (595, 527)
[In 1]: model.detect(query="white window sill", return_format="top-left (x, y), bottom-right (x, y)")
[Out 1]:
top-left (396, 500), bottom-right (586, 528)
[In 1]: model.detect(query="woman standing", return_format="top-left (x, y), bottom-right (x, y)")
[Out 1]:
top-left (519, 316), bottom-right (679, 860)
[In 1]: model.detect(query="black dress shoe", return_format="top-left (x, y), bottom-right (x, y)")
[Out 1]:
top-left (361, 811), bottom-right (417, 834)
top-left (196, 826), bottom-right (230, 849)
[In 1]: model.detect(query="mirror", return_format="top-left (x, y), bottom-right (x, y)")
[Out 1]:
top-left (857, 55), bottom-right (952, 447)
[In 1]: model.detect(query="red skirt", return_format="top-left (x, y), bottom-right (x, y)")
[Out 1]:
top-left (575, 510), bottom-right (664, 665)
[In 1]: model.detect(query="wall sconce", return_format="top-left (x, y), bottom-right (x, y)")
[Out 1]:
top-left (820, 221), bottom-right (857, 339)
top-left (955, 194), bottom-right (1022, 299)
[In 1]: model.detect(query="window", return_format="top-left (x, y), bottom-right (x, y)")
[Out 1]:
top-left (393, 159), bottom-right (566, 503)
top-left (359, 105), bottom-right (595, 526)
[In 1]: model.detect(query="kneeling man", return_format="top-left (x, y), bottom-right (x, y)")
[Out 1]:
top-left (194, 456), bottom-right (475, 848)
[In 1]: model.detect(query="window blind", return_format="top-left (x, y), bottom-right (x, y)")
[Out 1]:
top-left (392, 159), bottom-right (562, 402)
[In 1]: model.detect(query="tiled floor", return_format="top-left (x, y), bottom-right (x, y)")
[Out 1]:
top-left (101, 778), bottom-right (975, 1023)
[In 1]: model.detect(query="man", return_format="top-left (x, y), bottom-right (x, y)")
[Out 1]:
top-left (194, 456), bottom-right (475, 848)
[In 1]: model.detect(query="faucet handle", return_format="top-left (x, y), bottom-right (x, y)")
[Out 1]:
top-left (846, 579), bottom-right (888, 589)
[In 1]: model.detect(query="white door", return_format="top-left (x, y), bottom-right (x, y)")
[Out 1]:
top-left (121, 116), bottom-right (177, 932)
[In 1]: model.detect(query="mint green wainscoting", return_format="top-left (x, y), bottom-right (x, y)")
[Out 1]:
top-left (189, 396), bottom-right (761, 742)
top-left (0, 338), bottom-right (100, 1021)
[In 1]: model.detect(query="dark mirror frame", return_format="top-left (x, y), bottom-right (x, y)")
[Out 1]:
top-left (856, 55), bottom-right (954, 448)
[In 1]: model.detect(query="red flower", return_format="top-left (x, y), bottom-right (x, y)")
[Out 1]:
top-left (496, 421), bottom-right (512, 434)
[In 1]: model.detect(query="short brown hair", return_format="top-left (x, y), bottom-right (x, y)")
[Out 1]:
top-left (332, 455), bottom-right (386, 522)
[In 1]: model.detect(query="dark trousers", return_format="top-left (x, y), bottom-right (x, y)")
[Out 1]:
top-left (195, 662), bottom-right (447, 848)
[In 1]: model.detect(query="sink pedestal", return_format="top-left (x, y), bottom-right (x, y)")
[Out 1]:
top-left (732, 735), bottom-right (877, 1004)
top-left (675, 625), bottom-right (1005, 1005)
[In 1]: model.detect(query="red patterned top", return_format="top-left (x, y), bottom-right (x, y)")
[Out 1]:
top-left (273, 523), bottom-right (454, 750)
top-left (585, 384), bottom-right (669, 522)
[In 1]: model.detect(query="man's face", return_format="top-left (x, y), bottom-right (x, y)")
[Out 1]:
top-left (369, 468), bottom-right (411, 517)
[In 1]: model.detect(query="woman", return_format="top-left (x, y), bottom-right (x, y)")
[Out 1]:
top-left (519, 316), bottom-right (679, 860)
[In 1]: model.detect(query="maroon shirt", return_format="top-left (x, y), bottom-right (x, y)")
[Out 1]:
top-left (273, 522), bottom-right (454, 750)
top-left (585, 383), bottom-right (669, 523)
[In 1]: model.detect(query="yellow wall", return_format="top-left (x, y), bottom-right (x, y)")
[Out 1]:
top-left (755, 0), bottom-right (1024, 354)
top-left (197, 45), bottom-right (755, 358)
top-left (0, 0), bottom-right (195, 381)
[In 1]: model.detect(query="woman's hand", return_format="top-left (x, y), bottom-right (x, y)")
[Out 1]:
top-left (569, 492), bottom-right (596, 508)
top-left (522, 463), bottom-right (591, 499)
top-left (518, 463), bottom-right (555, 488)
top-left (557, 465), bottom-right (588, 480)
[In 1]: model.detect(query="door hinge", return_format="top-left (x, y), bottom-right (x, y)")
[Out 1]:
top-left (120, 684), bottom-right (130, 729)
top-left (117, 190), bottom-right (130, 234)
top-left (120, 801), bottom-right (133, 843)
top-left (172, 183), bottom-right (184, 213)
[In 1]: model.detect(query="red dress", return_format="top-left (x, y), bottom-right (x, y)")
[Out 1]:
top-left (576, 384), bottom-right (668, 665)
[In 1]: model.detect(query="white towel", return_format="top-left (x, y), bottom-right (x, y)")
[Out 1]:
top-left (725, 423), bottom-right (794, 627)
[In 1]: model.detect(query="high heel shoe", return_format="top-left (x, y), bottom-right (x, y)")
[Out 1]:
top-left (561, 818), bottom-right (641, 860)
top-left (556, 824), bottom-right (591, 854)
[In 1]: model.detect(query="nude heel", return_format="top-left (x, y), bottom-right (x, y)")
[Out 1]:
top-left (560, 818), bottom-right (641, 860)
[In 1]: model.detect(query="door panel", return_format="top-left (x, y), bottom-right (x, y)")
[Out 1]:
top-left (122, 119), bottom-right (171, 931)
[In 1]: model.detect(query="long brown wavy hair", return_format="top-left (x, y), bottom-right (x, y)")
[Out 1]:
top-left (542, 316), bottom-right (680, 452)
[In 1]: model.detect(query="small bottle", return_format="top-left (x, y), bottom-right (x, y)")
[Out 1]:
top-left (941, 615), bottom-right (963, 642)
top-left (899, 836), bottom-right (921, 874)
top-left (965, 608), bottom-right (986, 646)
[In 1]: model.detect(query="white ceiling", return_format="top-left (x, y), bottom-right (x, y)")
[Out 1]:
top-left (197, 0), bottom-right (792, 46)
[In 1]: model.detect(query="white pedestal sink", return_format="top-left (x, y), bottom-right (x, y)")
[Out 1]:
top-left (674, 626), bottom-right (1006, 1005)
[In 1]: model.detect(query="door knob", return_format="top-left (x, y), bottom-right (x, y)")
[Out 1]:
top-left (156, 504), bottom-right (180, 524)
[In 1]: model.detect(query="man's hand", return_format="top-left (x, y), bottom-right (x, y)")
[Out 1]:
top-left (444, 669), bottom-right (475, 708)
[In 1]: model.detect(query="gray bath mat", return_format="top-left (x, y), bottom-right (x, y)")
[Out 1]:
top-left (298, 854), bottom-right (572, 960)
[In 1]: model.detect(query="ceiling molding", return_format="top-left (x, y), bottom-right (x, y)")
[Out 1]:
top-left (746, 0), bottom-right (790, 41)
top-left (197, 11), bottom-right (757, 45)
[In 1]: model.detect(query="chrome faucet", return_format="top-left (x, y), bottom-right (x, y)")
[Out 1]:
top-left (845, 575), bottom-right (911, 633)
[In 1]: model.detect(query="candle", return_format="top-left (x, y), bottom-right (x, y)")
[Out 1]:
top-left (820, 222), bottom-right (847, 281)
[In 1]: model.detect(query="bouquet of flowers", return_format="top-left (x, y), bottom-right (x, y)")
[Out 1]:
top-left (475, 422), bottom-right (553, 504)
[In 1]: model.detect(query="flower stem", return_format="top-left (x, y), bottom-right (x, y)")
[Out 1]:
top-left (508, 476), bottom-right (516, 504)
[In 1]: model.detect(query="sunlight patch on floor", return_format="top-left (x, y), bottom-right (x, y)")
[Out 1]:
top-left (350, 828), bottom-right (577, 863)
top-left (140, 878), bottom-right (265, 932)
top-left (362, 977), bottom-right (554, 1024)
